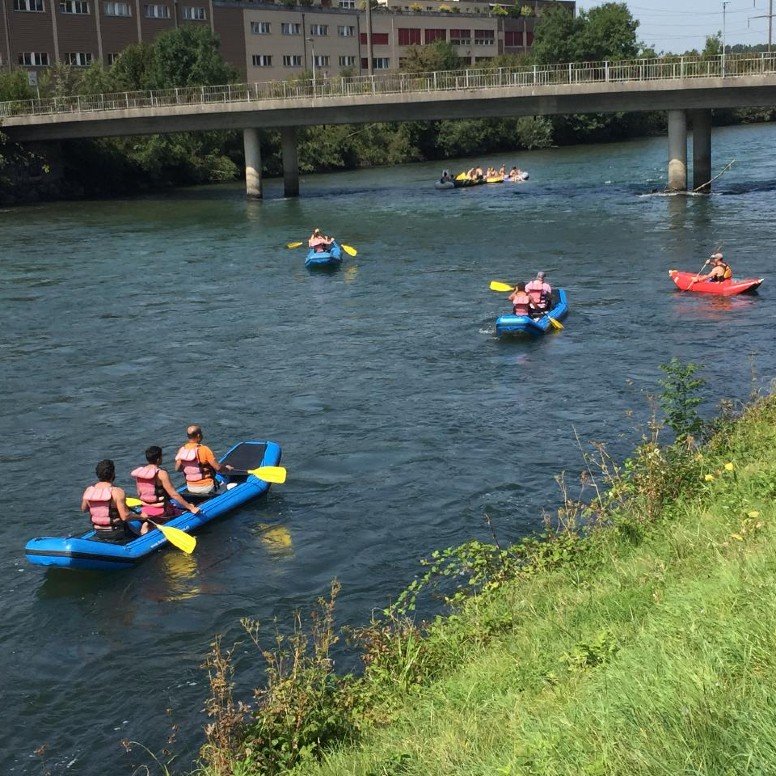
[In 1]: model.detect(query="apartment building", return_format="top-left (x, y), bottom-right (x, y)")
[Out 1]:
top-left (0, 0), bottom-right (575, 81)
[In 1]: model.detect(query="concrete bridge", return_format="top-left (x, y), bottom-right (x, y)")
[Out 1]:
top-left (2, 53), bottom-right (776, 198)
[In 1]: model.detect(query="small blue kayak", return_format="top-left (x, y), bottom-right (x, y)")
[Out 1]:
top-left (496, 288), bottom-right (569, 337)
top-left (305, 240), bottom-right (343, 268)
top-left (25, 440), bottom-right (281, 571)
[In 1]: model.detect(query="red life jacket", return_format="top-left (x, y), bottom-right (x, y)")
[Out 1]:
top-left (131, 464), bottom-right (168, 516)
top-left (512, 292), bottom-right (532, 316)
top-left (83, 484), bottom-right (121, 529)
top-left (175, 445), bottom-right (212, 483)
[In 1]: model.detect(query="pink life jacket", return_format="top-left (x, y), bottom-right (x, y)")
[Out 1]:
top-left (83, 484), bottom-right (120, 528)
top-left (526, 280), bottom-right (551, 308)
top-left (175, 445), bottom-right (210, 483)
top-left (130, 464), bottom-right (167, 515)
top-left (512, 292), bottom-right (532, 316)
top-left (309, 237), bottom-right (327, 252)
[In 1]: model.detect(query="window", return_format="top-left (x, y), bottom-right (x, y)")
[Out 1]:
top-left (281, 22), bottom-right (300, 35)
top-left (107, 52), bottom-right (119, 64)
top-left (13, 0), bottom-right (44, 10)
top-left (60, 0), bottom-right (89, 12)
top-left (283, 54), bottom-right (302, 67)
top-left (252, 54), bottom-right (272, 66)
top-left (313, 54), bottom-right (329, 67)
top-left (64, 51), bottom-right (93, 66)
top-left (250, 20), bottom-right (270, 34)
top-left (18, 52), bottom-right (50, 65)
top-left (338, 25), bottom-right (355, 37)
top-left (339, 0), bottom-right (355, 7)
top-left (424, 28), bottom-right (445, 43)
top-left (526, 31), bottom-right (534, 46)
top-left (474, 29), bottom-right (494, 45)
top-left (397, 27), bottom-right (421, 45)
top-left (144, 4), bottom-right (169, 17)
top-left (339, 54), bottom-right (356, 66)
top-left (104, 1), bottom-right (130, 15)
top-left (449, 28), bottom-right (471, 45)
top-left (182, 5), bottom-right (205, 19)
top-left (359, 32), bottom-right (388, 44)
top-left (504, 30), bottom-right (520, 47)
top-left (309, 24), bottom-right (328, 36)
top-left (372, 57), bottom-right (390, 69)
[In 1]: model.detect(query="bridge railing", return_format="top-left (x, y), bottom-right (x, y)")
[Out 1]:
top-left (2, 52), bottom-right (776, 119)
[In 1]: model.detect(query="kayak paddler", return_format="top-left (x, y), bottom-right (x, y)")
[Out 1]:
top-left (509, 282), bottom-right (536, 316)
top-left (308, 228), bottom-right (334, 253)
top-left (525, 271), bottom-right (552, 314)
top-left (705, 253), bottom-right (732, 282)
top-left (81, 459), bottom-right (135, 543)
top-left (174, 425), bottom-right (233, 498)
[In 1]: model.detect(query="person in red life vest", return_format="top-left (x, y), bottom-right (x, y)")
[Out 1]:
top-left (308, 228), bottom-right (334, 253)
top-left (81, 459), bottom-right (135, 543)
top-left (508, 282), bottom-right (536, 316)
top-left (131, 446), bottom-right (200, 534)
top-left (525, 271), bottom-right (552, 314)
top-left (174, 425), bottom-right (233, 497)
top-left (705, 253), bottom-right (733, 282)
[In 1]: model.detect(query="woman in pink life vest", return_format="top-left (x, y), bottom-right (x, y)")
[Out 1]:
top-left (81, 459), bottom-right (135, 543)
top-left (508, 282), bottom-right (535, 316)
top-left (308, 227), bottom-right (334, 253)
top-left (131, 446), bottom-right (200, 535)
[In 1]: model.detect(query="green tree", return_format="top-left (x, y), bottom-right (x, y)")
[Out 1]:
top-left (575, 2), bottom-right (639, 62)
top-left (110, 43), bottom-right (155, 90)
top-left (702, 33), bottom-right (722, 58)
top-left (149, 26), bottom-right (236, 89)
top-left (530, 4), bottom-right (580, 64)
top-left (400, 41), bottom-right (460, 73)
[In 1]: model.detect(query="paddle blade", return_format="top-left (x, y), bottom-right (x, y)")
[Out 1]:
top-left (490, 281), bottom-right (514, 293)
top-left (548, 317), bottom-right (564, 331)
top-left (286, 241), bottom-right (304, 249)
top-left (455, 172), bottom-right (467, 180)
top-left (154, 522), bottom-right (196, 554)
top-left (247, 465), bottom-right (287, 484)
top-left (341, 244), bottom-right (358, 257)
top-left (126, 497), bottom-right (142, 508)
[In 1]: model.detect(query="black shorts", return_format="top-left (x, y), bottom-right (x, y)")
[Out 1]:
top-left (93, 524), bottom-right (136, 544)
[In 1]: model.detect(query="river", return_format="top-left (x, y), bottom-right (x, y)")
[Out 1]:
top-left (1, 122), bottom-right (775, 775)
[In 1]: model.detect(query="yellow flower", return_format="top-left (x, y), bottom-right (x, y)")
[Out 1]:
top-left (724, 462), bottom-right (735, 472)
top-left (747, 510), bottom-right (761, 518)
top-left (704, 474), bottom-right (715, 482)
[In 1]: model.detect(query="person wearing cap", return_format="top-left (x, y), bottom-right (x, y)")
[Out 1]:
top-left (705, 253), bottom-right (732, 282)
top-left (174, 425), bottom-right (233, 497)
top-left (525, 271), bottom-right (552, 313)
top-left (308, 228), bottom-right (334, 253)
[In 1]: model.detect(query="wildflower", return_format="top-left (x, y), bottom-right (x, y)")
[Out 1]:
top-left (704, 474), bottom-right (715, 482)
top-left (747, 510), bottom-right (760, 518)
top-left (724, 462), bottom-right (735, 472)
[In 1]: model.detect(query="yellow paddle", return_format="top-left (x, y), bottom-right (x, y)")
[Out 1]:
top-left (125, 498), bottom-right (196, 554)
top-left (548, 317), bottom-right (564, 331)
top-left (286, 240), bottom-right (358, 256)
top-left (455, 172), bottom-right (467, 181)
top-left (247, 465), bottom-right (287, 484)
top-left (490, 281), bottom-right (564, 330)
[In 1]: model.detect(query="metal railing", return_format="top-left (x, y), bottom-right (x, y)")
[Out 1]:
top-left (2, 53), bottom-right (776, 120)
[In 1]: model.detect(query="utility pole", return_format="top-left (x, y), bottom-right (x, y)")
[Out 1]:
top-left (750, 0), bottom-right (774, 52)
top-left (722, 1), bottom-right (730, 75)
top-left (366, 0), bottom-right (373, 75)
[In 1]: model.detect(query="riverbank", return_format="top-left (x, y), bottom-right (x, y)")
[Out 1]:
top-left (200, 387), bottom-right (776, 775)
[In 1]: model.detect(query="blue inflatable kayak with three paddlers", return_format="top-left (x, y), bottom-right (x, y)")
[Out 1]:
top-left (25, 440), bottom-right (281, 571)
top-left (305, 240), bottom-right (343, 268)
top-left (496, 289), bottom-right (569, 337)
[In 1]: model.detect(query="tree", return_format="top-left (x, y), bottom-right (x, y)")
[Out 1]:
top-left (400, 41), bottom-right (460, 73)
top-left (149, 26), bottom-right (236, 89)
top-left (530, 4), bottom-right (580, 64)
top-left (574, 2), bottom-right (639, 62)
top-left (110, 43), bottom-right (155, 90)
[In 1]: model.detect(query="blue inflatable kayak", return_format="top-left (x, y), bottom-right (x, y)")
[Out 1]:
top-left (305, 240), bottom-right (343, 268)
top-left (25, 440), bottom-right (281, 571)
top-left (496, 288), bottom-right (569, 337)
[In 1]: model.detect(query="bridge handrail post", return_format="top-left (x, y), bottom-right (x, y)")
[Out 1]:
top-left (532, 64), bottom-right (537, 85)
top-left (680, 56), bottom-right (685, 78)
top-left (433, 71), bottom-right (437, 91)
top-left (568, 62), bottom-right (572, 83)
top-left (200, 85), bottom-right (205, 104)
top-left (604, 60), bottom-right (609, 82)
top-left (371, 75), bottom-right (376, 95)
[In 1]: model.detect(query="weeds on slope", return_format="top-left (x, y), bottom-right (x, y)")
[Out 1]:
top-left (195, 360), bottom-right (760, 775)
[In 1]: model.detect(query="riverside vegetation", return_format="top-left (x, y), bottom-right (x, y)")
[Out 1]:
top-left (171, 359), bottom-right (776, 775)
top-left (1, 2), bottom-right (775, 202)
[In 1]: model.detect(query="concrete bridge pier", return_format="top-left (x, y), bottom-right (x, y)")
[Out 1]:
top-left (667, 109), bottom-right (688, 192)
top-left (692, 109), bottom-right (712, 193)
top-left (243, 127), bottom-right (262, 199)
top-left (281, 126), bottom-right (299, 198)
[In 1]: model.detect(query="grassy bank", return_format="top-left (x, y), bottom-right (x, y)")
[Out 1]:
top-left (197, 377), bottom-right (776, 776)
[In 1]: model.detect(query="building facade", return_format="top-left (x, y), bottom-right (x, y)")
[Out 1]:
top-left (0, 0), bottom-right (574, 82)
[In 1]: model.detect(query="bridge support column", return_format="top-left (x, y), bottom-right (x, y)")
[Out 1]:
top-left (667, 109), bottom-right (687, 192)
top-left (281, 126), bottom-right (299, 198)
top-left (243, 127), bottom-right (262, 199)
top-left (692, 109), bottom-right (712, 193)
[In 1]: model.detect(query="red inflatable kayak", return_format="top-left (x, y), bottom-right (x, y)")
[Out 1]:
top-left (668, 270), bottom-right (764, 296)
